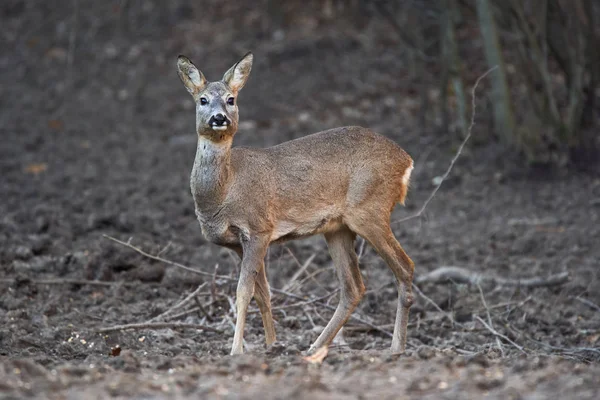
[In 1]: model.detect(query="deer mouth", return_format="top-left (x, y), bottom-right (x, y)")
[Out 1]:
top-left (208, 114), bottom-right (230, 131)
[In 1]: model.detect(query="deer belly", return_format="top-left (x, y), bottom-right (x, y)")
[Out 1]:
top-left (271, 216), bottom-right (343, 242)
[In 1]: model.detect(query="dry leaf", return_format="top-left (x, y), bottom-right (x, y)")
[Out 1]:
top-left (302, 346), bottom-right (328, 365)
top-left (48, 119), bottom-right (64, 131)
top-left (535, 226), bottom-right (565, 233)
top-left (26, 37), bottom-right (38, 48)
top-left (586, 334), bottom-right (599, 344)
top-left (90, 291), bottom-right (104, 300)
top-left (24, 163), bottom-right (47, 175)
top-left (46, 47), bottom-right (67, 62)
top-left (110, 345), bottom-right (121, 357)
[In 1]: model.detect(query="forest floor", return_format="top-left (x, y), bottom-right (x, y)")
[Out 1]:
top-left (1, 1), bottom-right (599, 399)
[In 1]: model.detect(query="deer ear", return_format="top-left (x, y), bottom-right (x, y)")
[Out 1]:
top-left (177, 55), bottom-right (207, 98)
top-left (222, 52), bottom-right (253, 93)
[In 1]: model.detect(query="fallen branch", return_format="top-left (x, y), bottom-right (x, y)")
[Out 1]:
top-left (249, 289), bottom-right (339, 314)
top-left (282, 251), bottom-right (317, 293)
top-left (164, 297), bottom-right (220, 322)
top-left (506, 324), bottom-right (600, 361)
top-left (393, 66), bottom-right (498, 225)
top-left (147, 282), bottom-right (207, 323)
top-left (166, 306), bottom-right (202, 321)
top-left (574, 296), bottom-right (600, 312)
top-left (415, 266), bottom-right (569, 288)
top-left (477, 284), bottom-right (505, 357)
top-left (476, 296), bottom-right (533, 313)
top-left (0, 278), bottom-right (135, 287)
top-left (270, 286), bottom-right (393, 338)
top-left (103, 234), bottom-right (232, 281)
top-left (474, 315), bottom-right (527, 354)
top-left (412, 282), bottom-right (458, 326)
top-left (97, 322), bottom-right (222, 334)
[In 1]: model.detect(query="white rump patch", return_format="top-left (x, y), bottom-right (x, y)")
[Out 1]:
top-left (402, 160), bottom-right (414, 187)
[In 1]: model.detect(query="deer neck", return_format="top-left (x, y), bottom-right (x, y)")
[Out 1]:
top-left (190, 136), bottom-right (233, 214)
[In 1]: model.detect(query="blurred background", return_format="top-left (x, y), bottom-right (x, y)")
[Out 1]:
top-left (1, 1), bottom-right (600, 396)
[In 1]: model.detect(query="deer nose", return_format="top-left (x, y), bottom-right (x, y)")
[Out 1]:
top-left (214, 114), bottom-right (226, 124)
top-left (209, 114), bottom-right (230, 129)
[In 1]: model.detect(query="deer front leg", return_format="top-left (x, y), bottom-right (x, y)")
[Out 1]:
top-left (231, 236), bottom-right (269, 355)
top-left (232, 246), bottom-right (276, 347)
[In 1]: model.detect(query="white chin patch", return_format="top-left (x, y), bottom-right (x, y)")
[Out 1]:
top-left (211, 125), bottom-right (228, 131)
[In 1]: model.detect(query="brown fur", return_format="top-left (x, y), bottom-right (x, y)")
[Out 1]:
top-left (177, 53), bottom-right (415, 355)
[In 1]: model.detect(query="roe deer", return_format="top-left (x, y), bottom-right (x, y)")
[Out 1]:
top-left (176, 52), bottom-right (415, 355)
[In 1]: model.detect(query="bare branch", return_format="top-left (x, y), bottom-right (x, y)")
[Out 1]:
top-left (574, 297), bottom-right (600, 312)
top-left (97, 322), bottom-right (223, 334)
top-left (474, 315), bottom-right (527, 354)
top-left (0, 278), bottom-right (135, 287)
top-left (147, 282), bottom-right (207, 323)
top-left (393, 66), bottom-right (498, 225)
top-left (282, 251), bottom-right (317, 293)
top-left (477, 284), bottom-right (505, 357)
top-left (412, 282), bottom-right (457, 325)
top-left (415, 266), bottom-right (569, 288)
top-left (103, 234), bottom-right (232, 281)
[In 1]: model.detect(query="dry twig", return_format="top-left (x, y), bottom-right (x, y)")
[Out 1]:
top-left (415, 266), bottom-right (569, 288)
top-left (0, 278), bottom-right (135, 287)
top-left (250, 289), bottom-right (339, 314)
top-left (477, 284), bottom-right (505, 357)
top-left (574, 296), bottom-right (600, 312)
top-left (282, 252), bottom-right (317, 292)
top-left (393, 66), bottom-right (498, 225)
top-left (272, 286), bottom-right (392, 338)
top-left (166, 306), bottom-right (201, 321)
top-left (474, 315), bottom-right (526, 354)
top-left (147, 282), bottom-right (207, 323)
top-left (103, 234), bottom-right (231, 280)
top-left (412, 282), bottom-right (457, 325)
top-left (97, 322), bottom-right (222, 334)
top-left (477, 296), bottom-right (533, 313)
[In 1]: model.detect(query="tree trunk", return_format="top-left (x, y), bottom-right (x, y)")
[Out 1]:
top-left (446, 0), bottom-right (468, 138)
top-left (476, 0), bottom-right (515, 144)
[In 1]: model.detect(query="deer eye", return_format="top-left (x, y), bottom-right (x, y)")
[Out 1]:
top-left (200, 98), bottom-right (208, 105)
top-left (227, 97), bottom-right (235, 106)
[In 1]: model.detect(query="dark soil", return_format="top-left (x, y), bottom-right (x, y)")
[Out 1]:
top-left (1, 1), bottom-right (599, 399)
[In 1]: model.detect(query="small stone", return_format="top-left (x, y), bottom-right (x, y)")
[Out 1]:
top-left (104, 43), bottom-right (119, 59)
top-left (27, 256), bottom-right (56, 272)
top-left (298, 112), bottom-right (311, 123)
top-left (282, 316), bottom-right (300, 329)
top-left (30, 235), bottom-right (50, 254)
top-left (117, 89), bottom-right (128, 101)
top-left (416, 345), bottom-right (436, 360)
top-left (35, 216), bottom-right (49, 233)
top-left (13, 246), bottom-right (33, 260)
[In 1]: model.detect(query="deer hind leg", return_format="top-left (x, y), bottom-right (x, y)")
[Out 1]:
top-left (347, 217), bottom-right (414, 353)
top-left (254, 262), bottom-right (276, 346)
top-left (308, 226), bottom-right (365, 353)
